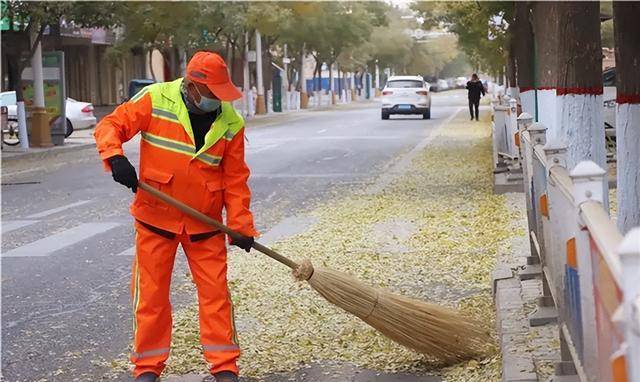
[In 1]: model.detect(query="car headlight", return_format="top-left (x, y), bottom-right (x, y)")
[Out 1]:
top-left (604, 100), bottom-right (616, 108)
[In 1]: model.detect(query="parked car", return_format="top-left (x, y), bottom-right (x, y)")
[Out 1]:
top-left (0, 90), bottom-right (96, 132)
top-left (434, 79), bottom-right (449, 92)
top-left (602, 67), bottom-right (616, 161)
top-left (455, 76), bottom-right (467, 88)
top-left (603, 67), bottom-right (616, 130)
top-left (0, 91), bottom-right (17, 123)
top-left (127, 79), bottom-right (155, 100)
top-left (381, 75), bottom-right (432, 120)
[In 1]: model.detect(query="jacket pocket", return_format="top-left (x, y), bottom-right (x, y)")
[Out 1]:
top-left (203, 179), bottom-right (224, 215)
top-left (140, 168), bottom-right (174, 209)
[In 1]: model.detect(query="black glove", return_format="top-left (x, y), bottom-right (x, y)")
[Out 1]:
top-left (108, 155), bottom-right (138, 193)
top-left (231, 235), bottom-right (254, 252)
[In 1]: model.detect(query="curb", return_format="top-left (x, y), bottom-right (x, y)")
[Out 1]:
top-left (492, 266), bottom-right (539, 382)
top-left (2, 142), bottom-right (96, 163)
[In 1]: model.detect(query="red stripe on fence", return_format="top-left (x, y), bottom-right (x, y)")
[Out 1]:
top-left (616, 93), bottom-right (640, 104)
top-left (556, 87), bottom-right (603, 95)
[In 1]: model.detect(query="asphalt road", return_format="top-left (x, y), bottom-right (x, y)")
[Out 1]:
top-left (1, 90), bottom-right (469, 381)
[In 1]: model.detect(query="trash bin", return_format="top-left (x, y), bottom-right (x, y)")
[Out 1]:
top-left (272, 73), bottom-right (282, 112)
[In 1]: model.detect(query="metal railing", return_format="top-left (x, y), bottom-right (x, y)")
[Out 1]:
top-left (515, 113), bottom-right (640, 382)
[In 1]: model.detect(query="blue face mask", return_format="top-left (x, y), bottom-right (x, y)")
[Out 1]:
top-left (194, 85), bottom-right (221, 112)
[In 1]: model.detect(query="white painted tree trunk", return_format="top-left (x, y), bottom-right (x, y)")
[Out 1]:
top-left (537, 89), bottom-right (557, 137)
top-left (556, 94), bottom-right (606, 170)
top-left (557, 93), bottom-right (608, 209)
top-left (520, 89), bottom-right (536, 116)
top-left (17, 101), bottom-right (29, 150)
top-left (616, 103), bottom-right (640, 233)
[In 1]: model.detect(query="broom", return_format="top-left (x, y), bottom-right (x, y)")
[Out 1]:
top-left (139, 181), bottom-right (490, 362)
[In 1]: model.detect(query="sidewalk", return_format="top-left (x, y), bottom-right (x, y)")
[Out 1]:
top-left (1, 99), bottom-right (377, 163)
top-left (1, 128), bottom-right (97, 163)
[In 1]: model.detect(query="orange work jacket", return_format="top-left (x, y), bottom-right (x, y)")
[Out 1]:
top-left (94, 78), bottom-right (257, 236)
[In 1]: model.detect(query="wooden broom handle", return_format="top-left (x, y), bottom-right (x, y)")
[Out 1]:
top-left (138, 181), bottom-right (299, 270)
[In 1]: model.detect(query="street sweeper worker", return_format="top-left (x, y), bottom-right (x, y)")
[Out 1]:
top-left (94, 51), bottom-right (257, 382)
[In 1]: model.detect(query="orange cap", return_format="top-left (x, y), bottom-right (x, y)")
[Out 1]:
top-left (186, 52), bottom-right (242, 101)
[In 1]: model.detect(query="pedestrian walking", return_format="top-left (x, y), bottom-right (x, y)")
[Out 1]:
top-left (466, 73), bottom-right (485, 121)
top-left (94, 52), bottom-right (257, 382)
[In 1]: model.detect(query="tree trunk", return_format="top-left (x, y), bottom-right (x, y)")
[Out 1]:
top-left (532, 1), bottom-right (559, 131)
top-left (506, 49), bottom-right (517, 96)
top-left (6, 54), bottom-right (24, 101)
top-left (225, 39), bottom-right (233, 77)
top-left (148, 49), bottom-right (158, 82)
top-left (613, 2), bottom-right (640, 233)
top-left (314, 59), bottom-right (322, 93)
top-left (169, 47), bottom-right (177, 80)
top-left (515, 1), bottom-right (535, 115)
top-left (556, 1), bottom-right (605, 171)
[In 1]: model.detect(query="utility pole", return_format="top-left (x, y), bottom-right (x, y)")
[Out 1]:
top-left (300, 43), bottom-right (308, 109)
top-left (29, 28), bottom-right (52, 147)
top-left (255, 30), bottom-right (266, 115)
top-left (329, 62), bottom-right (335, 105)
top-left (243, 31), bottom-right (251, 116)
top-left (375, 60), bottom-right (381, 97)
top-left (283, 44), bottom-right (289, 111)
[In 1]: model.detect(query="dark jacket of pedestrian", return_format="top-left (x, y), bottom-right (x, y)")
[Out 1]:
top-left (466, 79), bottom-right (485, 101)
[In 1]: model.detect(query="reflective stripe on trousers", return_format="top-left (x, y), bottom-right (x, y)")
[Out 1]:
top-left (202, 344), bottom-right (240, 352)
top-left (131, 347), bottom-right (170, 360)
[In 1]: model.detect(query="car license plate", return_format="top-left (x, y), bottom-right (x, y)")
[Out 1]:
top-left (398, 105), bottom-right (411, 110)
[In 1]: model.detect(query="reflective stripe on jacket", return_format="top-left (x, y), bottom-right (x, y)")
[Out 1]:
top-left (94, 78), bottom-right (258, 236)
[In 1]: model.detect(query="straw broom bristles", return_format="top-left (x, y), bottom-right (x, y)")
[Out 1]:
top-left (293, 259), bottom-right (490, 362)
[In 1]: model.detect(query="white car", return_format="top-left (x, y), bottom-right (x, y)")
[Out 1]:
top-left (0, 90), bottom-right (97, 134)
top-left (436, 79), bottom-right (449, 92)
top-left (381, 76), bottom-right (432, 120)
top-left (602, 68), bottom-right (616, 129)
top-left (455, 76), bottom-right (468, 88)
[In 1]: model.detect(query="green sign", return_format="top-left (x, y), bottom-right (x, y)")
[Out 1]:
top-left (21, 51), bottom-right (67, 145)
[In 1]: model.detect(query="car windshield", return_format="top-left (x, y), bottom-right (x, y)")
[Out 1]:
top-left (1, 92), bottom-right (17, 106)
top-left (603, 69), bottom-right (616, 87)
top-left (386, 80), bottom-right (423, 88)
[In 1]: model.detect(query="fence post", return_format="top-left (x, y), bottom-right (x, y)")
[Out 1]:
top-left (528, 122), bottom-right (548, 146)
top-left (543, 141), bottom-right (568, 169)
top-left (519, 122), bottom-right (548, 282)
top-left (618, 228), bottom-right (640, 382)
top-left (508, 98), bottom-right (518, 157)
top-left (572, 167), bottom-right (600, 380)
top-left (517, 112), bottom-right (540, 280)
top-left (526, 123), bottom-right (561, 327)
top-left (543, 141), bottom-right (580, 376)
top-left (569, 161), bottom-right (606, 206)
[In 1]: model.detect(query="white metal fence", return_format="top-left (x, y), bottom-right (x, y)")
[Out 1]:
top-left (511, 111), bottom-right (640, 382)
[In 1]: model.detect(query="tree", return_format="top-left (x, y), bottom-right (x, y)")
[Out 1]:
top-left (513, 1), bottom-right (535, 114)
top-left (412, 1), bottom-right (513, 77)
top-left (613, 2), bottom-right (640, 233)
top-left (439, 52), bottom-right (472, 78)
top-left (1, 1), bottom-right (121, 99)
top-left (112, 2), bottom-right (226, 81)
top-left (555, 2), bottom-right (605, 170)
top-left (531, 2), bottom-right (559, 130)
top-left (600, 1), bottom-right (614, 48)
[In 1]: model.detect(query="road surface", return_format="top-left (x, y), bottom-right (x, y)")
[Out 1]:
top-left (1, 90), bottom-right (469, 381)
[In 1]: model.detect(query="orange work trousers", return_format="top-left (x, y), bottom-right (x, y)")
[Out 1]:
top-left (130, 221), bottom-right (239, 378)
